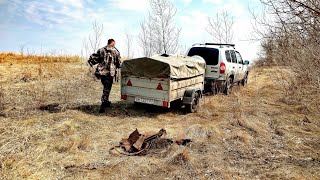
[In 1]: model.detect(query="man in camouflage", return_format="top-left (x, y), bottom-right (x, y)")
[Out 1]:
top-left (88, 39), bottom-right (121, 113)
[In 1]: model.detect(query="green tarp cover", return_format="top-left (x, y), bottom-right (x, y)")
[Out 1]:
top-left (121, 55), bottom-right (206, 79)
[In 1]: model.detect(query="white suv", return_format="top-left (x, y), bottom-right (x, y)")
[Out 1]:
top-left (186, 43), bottom-right (249, 95)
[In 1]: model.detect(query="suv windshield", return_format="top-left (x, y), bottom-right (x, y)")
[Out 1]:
top-left (187, 47), bottom-right (219, 65)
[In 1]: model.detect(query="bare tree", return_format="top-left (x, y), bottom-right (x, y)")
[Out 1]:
top-left (206, 11), bottom-right (235, 43)
top-left (81, 38), bottom-right (89, 61)
top-left (178, 44), bottom-right (188, 56)
top-left (19, 44), bottom-right (26, 56)
top-left (124, 28), bottom-right (134, 58)
top-left (138, 19), bottom-right (153, 57)
top-left (88, 20), bottom-right (104, 53)
top-left (138, 0), bottom-right (181, 56)
top-left (81, 20), bottom-right (104, 62)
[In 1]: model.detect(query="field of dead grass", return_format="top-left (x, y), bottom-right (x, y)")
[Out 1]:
top-left (0, 59), bottom-right (319, 179)
top-left (0, 52), bottom-right (81, 64)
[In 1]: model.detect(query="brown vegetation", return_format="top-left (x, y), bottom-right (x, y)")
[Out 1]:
top-left (0, 52), bottom-right (81, 64)
top-left (253, 0), bottom-right (320, 94)
top-left (0, 54), bottom-right (319, 179)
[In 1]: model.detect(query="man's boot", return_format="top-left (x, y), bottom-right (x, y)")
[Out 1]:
top-left (99, 101), bottom-right (111, 113)
top-left (99, 102), bottom-right (107, 113)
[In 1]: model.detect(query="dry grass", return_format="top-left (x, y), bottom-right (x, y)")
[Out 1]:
top-left (0, 60), bottom-right (319, 179)
top-left (0, 52), bottom-right (81, 64)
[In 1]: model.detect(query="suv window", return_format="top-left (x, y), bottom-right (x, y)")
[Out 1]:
top-left (187, 47), bottom-right (219, 65)
top-left (225, 50), bottom-right (232, 62)
top-left (230, 50), bottom-right (237, 63)
top-left (235, 51), bottom-right (243, 64)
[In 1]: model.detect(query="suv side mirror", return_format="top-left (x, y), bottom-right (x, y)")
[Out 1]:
top-left (243, 60), bottom-right (250, 65)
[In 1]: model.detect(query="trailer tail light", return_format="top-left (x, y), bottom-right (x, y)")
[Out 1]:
top-left (162, 101), bottom-right (168, 107)
top-left (220, 62), bottom-right (226, 74)
top-left (121, 95), bottom-right (127, 100)
top-left (127, 79), bottom-right (132, 86)
top-left (156, 83), bottom-right (163, 90)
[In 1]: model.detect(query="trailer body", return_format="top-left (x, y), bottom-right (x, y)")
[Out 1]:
top-left (121, 55), bottom-right (205, 111)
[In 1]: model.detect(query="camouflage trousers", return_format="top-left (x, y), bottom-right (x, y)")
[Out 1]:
top-left (100, 75), bottom-right (114, 103)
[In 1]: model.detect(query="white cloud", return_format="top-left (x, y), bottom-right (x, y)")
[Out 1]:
top-left (202, 0), bottom-right (223, 4)
top-left (179, 2), bottom-right (260, 60)
top-left (1, 0), bottom-right (261, 60)
top-left (20, 0), bottom-right (100, 28)
top-left (0, 0), bottom-right (7, 5)
top-left (55, 0), bottom-right (84, 8)
top-left (179, 10), bottom-right (208, 37)
top-left (110, 0), bottom-right (149, 11)
top-left (181, 0), bottom-right (192, 5)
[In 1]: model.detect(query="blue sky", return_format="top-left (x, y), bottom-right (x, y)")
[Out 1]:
top-left (0, 0), bottom-right (263, 60)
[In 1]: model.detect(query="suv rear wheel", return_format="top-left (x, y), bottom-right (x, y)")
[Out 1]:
top-left (224, 77), bottom-right (233, 95)
top-left (241, 73), bottom-right (248, 86)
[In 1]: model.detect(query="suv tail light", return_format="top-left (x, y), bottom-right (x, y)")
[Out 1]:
top-left (121, 95), bottom-right (127, 100)
top-left (156, 83), bottom-right (163, 90)
top-left (220, 62), bottom-right (226, 74)
top-left (127, 79), bottom-right (132, 86)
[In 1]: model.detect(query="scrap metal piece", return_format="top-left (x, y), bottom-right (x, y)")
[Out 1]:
top-left (143, 129), bottom-right (166, 143)
top-left (133, 134), bottom-right (146, 151)
top-left (128, 129), bottom-right (141, 145)
top-left (175, 138), bottom-right (192, 146)
top-left (110, 128), bottom-right (192, 156)
top-left (119, 139), bottom-right (131, 152)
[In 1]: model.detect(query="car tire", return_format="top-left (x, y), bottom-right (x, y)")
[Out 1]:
top-left (185, 92), bottom-right (200, 113)
top-left (224, 77), bottom-right (233, 95)
top-left (241, 74), bottom-right (248, 86)
top-left (210, 81), bottom-right (217, 95)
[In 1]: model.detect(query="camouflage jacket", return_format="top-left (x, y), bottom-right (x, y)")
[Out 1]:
top-left (88, 46), bottom-right (121, 77)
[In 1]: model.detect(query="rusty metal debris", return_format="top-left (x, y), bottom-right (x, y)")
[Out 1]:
top-left (109, 128), bottom-right (191, 156)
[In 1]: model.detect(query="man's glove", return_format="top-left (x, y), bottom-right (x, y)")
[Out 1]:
top-left (88, 52), bottom-right (102, 66)
top-left (87, 58), bottom-right (93, 67)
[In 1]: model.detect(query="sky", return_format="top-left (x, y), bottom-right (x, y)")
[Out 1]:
top-left (0, 0), bottom-right (263, 61)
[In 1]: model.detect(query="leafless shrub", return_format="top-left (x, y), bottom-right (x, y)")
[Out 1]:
top-left (252, 0), bottom-right (320, 108)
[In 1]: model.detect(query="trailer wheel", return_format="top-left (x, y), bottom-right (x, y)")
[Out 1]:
top-left (186, 92), bottom-right (200, 113)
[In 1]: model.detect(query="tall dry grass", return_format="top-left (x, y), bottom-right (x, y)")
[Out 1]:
top-left (0, 52), bottom-right (81, 64)
top-left (0, 52), bottom-right (98, 117)
top-left (253, 0), bottom-right (320, 113)
top-left (0, 62), bottom-right (319, 179)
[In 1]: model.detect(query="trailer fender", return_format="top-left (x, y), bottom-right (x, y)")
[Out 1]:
top-left (182, 88), bottom-right (201, 105)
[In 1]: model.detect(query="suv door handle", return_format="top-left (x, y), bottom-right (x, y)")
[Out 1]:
top-left (233, 67), bottom-right (235, 68)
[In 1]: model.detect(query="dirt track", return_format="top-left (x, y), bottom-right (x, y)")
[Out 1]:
top-left (0, 64), bottom-right (319, 179)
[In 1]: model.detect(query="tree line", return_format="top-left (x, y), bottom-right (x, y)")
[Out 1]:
top-left (254, 0), bottom-right (320, 92)
top-left (81, 0), bottom-right (235, 59)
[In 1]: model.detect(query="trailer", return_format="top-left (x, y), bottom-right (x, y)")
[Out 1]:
top-left (120, 54), bottom-right (206, 113)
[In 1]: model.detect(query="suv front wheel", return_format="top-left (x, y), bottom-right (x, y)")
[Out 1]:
top-left (224, 77), bottom-right (233, 95)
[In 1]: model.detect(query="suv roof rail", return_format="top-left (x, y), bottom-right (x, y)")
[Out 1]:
top-left (204, 43), bottom-right (235, 47)
top-left (192, 43), bottom-right (236, 48)
top-left (192, 43), bottom-right (205, 46)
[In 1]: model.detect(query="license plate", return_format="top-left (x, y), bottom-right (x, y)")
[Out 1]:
top-left (135, 97), bottom-right (154, 104)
